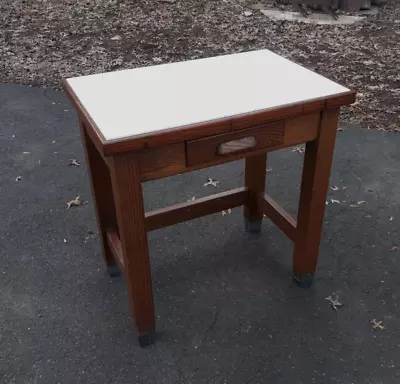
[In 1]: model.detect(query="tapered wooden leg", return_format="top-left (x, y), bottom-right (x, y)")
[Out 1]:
top-left (293, 108), bottom-right (340, 287)
top-left (244, 154), bottom-right (267, 233)
top-left (110, 154), bottom-right (155, 346)
top-left (79, 121), bottom-right (119, 276)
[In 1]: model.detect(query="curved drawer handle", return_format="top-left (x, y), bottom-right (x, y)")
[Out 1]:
top-left (217, 136), bottom-right (257, 155)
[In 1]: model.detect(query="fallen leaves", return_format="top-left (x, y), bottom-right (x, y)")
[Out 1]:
top-left (243, 10), bottom-right (253, 17)
top-left (69, 159), bottom-right (80, 166)
top-left (325, 295), bottom-right (343, 311)
top-left (390, 245), bottom-right (398, 252)
top-left (370, 319), bottom-right (385, 331)
top-left (330, 199), bottom-right (340, 204)
top-left (15, 176), bottom-right (22, 181)
top-left (221, 209), bottom-right (231, 216)
top-left (204, 177), bottom-right (219, 188)
top-left (349, 200), bottom-right (367, 208)
top-left (292, 146), bottom-right (305, 154)
top-left (66, 196), bottom-right (87, 210)
top-left (330, 185), bottom-right (339, 191)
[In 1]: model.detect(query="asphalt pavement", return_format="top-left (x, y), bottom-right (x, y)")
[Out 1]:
top-left (1, 83), bottom-right (400, 383)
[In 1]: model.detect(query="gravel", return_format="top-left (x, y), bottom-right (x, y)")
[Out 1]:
top-left (0, 0), bottom-right (399, 130)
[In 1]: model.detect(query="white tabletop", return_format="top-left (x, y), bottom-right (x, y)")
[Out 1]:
top-left (67, 49), bottom-right (349, 141)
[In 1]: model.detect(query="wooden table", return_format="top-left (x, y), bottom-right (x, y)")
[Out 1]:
top-left (63, 49), bottom-right (355, 346)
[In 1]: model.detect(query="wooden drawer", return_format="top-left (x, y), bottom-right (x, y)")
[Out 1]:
top-left (185, 120), bottom-right (285, 167)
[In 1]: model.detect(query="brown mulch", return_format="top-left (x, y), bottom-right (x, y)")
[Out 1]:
top-left (0, 0), bottom-right (399, 130)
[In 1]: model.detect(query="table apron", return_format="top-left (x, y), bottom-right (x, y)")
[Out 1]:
top-left (139, 111), bottom-right (320, 182)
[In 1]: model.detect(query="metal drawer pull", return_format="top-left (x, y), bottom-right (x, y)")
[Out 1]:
top-left (217, 136), bottom-right (257, 155)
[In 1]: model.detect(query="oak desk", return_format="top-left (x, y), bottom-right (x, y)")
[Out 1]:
top-left (63, 49), bottom-right (355, 346)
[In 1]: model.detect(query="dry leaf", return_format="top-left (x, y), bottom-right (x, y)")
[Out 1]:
top-left (342, 187), bottom-right (347, 190)
top-left (66, 196), bottom-right (87, 210)
top-left (337, 127), bottom-right (344, 131)
top-left (292, 146), bottom-right (305, 154)
top-left (266, 168), bottom-right (273, 172)
top-left (23, 151), bottom-right (31, 154)
top-left (349, 204), bottom-right (358, 208)
top-left (330, 185), bottom-right (339, 191)
top-left (390, 245), bottom-right (398, 252)
top-left (187, 196), bottom-right (196, 201)
top-left (204, 177), bottom-right (219, 188)
top-left (370, 319), bottom-right (384, 330)
top-left (325, 201), bottom-right (329, 205)
top-left (111, 35), bottom-right (121, 40)
top-left (325, 295), bottom-right (343, 311)
top-left (330, 199), bottom-right (340, 204)
top-left (63, 239), bottom-right (67, 243)
top-left (357, 200), bottom-right (366, 205)
top-left (69, 159), bottom-right (80, 166)
top-left (221, 208), bottom-right (232, 216)
top-left (390, 216), bottom-right (393, 221)
top-left (52, 140), bottom-right (56, 144)
top-left (15, 176), bottom-right (22, 181)
top-left (243, 10), bottom-right (253, 16)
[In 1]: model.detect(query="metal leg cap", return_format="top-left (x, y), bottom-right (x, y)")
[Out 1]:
top-left (293, 273), bottom-right (314, 288)
top-left (138, 332), bottom-right (155, 347)
top-left (244, 218), bottom-right (262, 234)
top-left (107, 264), bottom-right (121, 277)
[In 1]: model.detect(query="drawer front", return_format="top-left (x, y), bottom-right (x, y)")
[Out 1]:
top-left (186, 120), bottom-right (285, 167)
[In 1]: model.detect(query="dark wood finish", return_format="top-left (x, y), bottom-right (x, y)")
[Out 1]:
top-left (186, 121), bottom-right (284, 167)
top-left (244, 155), bottom-right (267, 223)
top-left (102, 93), bottom-right (353, 155)
top-left (64, 64), bottom-right (355, 343)
top-left (139, 112), bottom-right (320, 182)
top-left (63, 80), bottom-right (107, 156)
top-left (293, 108), bottom-right (340, 277)
top-left (283, 112), bottom-right (319, 146)
top-left (79, 120), bottom-right (117, 267)
top-left (106, 229), bottom-right (124, 269)
top-left (260, 194), bottom-right (297, 241)
top-left (63, 75), bottom-right (354, 157)
top-left (146, 188), bottom-right (249, 232)
top-left (326, 92), bottom-right (356, 108)
top-left (110, 154), bottom-right (155, 337)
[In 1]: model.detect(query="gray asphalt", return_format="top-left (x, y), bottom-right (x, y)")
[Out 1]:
top-left (1, 83), bottom-right (400, 384)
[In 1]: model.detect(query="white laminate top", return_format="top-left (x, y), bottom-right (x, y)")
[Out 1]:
top-left (66, 49), bottom-right (350, 141)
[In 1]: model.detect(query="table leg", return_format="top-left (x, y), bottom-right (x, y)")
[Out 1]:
top-left (79, 121), bottom-right (119, 276)
top-left (293, 108), bottom-right (340, 287)
top-left (110, 154), bottom-right (156, 346)
top-left (244, 154), bottom-right (267, 233)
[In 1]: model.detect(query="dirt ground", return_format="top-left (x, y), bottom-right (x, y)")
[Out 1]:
top-left (0, 0), bottom-right (399, 130)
